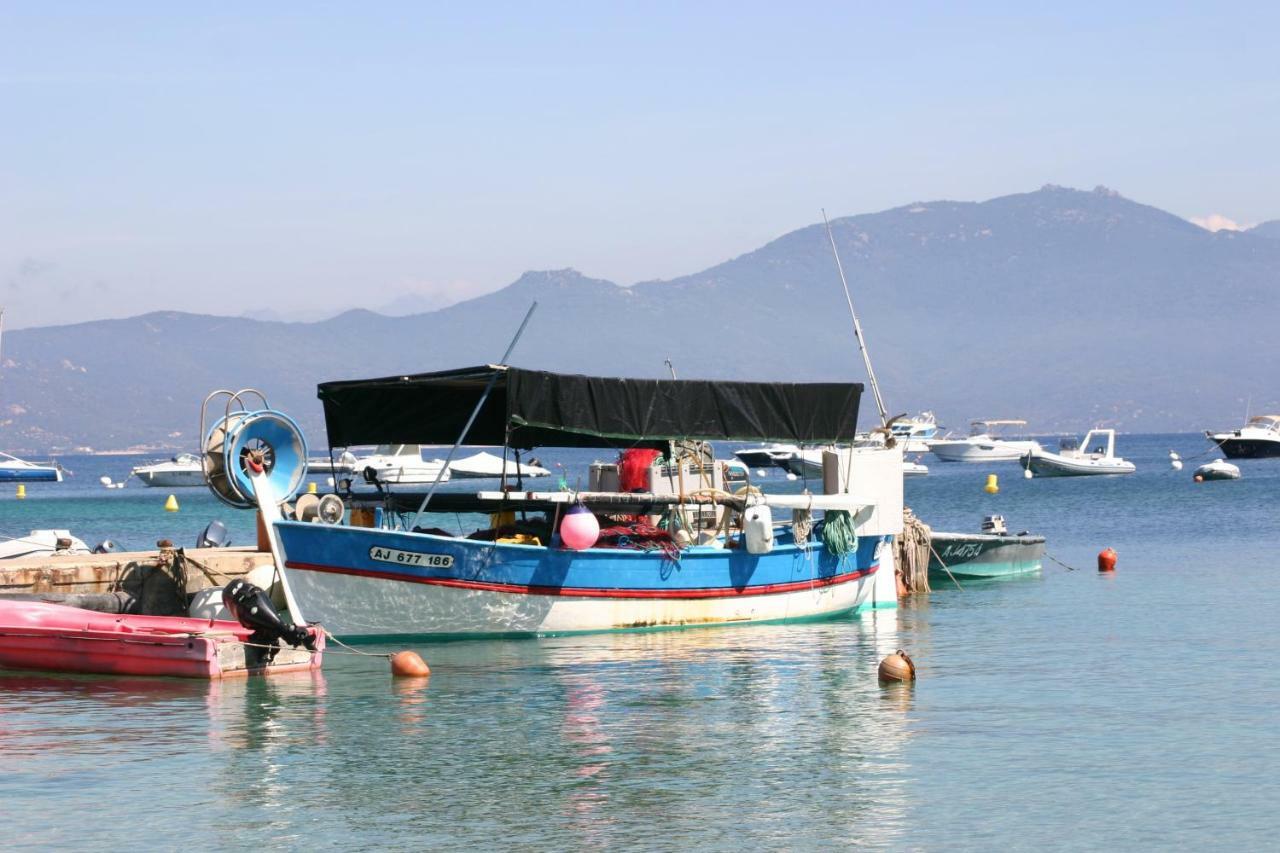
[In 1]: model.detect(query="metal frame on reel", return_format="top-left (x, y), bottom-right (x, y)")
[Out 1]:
top-left (199, 389), bottom-right (309, 509)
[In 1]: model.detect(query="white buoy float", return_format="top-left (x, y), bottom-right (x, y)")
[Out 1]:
top-left (1169, 451), bottom-right (1183, 471)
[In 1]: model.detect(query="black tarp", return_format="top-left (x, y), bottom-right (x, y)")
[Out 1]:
top-left (317, 365), bottom-right (862, 449)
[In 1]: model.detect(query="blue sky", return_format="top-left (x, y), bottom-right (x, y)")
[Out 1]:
top-left (2, 3), bottom-right (1277, 327)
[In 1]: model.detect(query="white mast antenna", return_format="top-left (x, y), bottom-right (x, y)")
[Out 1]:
top-left (822, 209), bottom-right (888, 427)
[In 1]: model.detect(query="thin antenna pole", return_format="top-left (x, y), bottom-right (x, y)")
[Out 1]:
top-left (823, 209), bottom-right (888, 428)
top-left (408, 301), bottom-right (538, 530)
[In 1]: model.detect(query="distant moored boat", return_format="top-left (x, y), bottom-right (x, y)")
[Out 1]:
top-left (0, 452), bottom-right (62, 483)
top-left (1206, 415), bottom-right (1280, 459)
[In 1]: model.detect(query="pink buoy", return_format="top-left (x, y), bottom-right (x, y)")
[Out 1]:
top-left (560, 503), bottom-right (600, 550)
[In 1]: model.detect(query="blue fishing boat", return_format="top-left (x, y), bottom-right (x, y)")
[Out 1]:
top-left (218, 366), bottom-right (905, 639)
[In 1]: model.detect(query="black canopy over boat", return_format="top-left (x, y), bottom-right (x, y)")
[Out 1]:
top-left (318, 365), bottom-right (863, 450)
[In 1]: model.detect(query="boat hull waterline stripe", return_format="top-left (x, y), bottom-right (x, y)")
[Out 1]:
top-left (284, 560), bottom-right (875, 599)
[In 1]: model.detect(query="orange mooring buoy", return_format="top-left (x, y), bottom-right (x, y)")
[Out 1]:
top-left (878, 649), bottom-right (916, 683)
top-left (390, 650), bottom-right (431, 678)
top-left (1097, 547), bottom-right (1117, 573)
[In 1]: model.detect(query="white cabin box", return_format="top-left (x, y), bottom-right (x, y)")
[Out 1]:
top-left (822, 446), bottom-right (904, 537)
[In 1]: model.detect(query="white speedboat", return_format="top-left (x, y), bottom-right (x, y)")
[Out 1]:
top-left (131, 453), bottom-right (205, 487)
top-left (783, 446), bottom-right (928, 478)
top-left (0, 530), bottom-right (90, 559)
top-left (902, 459), bottom-right (930, 477)
top-left (1021, 429), bottom-right (1135, 477)
top-left (448, 451), bottom-right (550, 479)
top-left (354, 444), bottom-right (451, 485)
top-left (732, 442), bottom-right (801, 469)
top-left (1194, 459), bottom-right (1241, 481)
top-left (928, 420), bottom-right (1042, 462)
top-left (1206, 414), bottom-right (1280, 459)
top-left (0, 452), bottom-right (63, 482)
top-left (306, 450), bottom-right (358, 477)
top-left (890, 411), bottom-right (940, 454)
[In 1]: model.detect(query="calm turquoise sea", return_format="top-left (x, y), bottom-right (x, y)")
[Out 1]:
top-left (2, 434), bottom-right (1277, 849)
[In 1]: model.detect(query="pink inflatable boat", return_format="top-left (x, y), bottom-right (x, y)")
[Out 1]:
top-left (0, 599), bottom-right (323, 679)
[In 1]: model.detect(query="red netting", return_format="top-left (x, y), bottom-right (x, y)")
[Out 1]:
top-left (618, 448), bottom-right (661, 492)
top-left (595, 522), bottom-right (682, 563)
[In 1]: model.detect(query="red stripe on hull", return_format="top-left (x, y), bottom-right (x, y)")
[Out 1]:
top-left (285, 560), bottom-right (876, 599)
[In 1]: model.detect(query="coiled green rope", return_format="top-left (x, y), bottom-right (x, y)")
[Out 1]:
top-left (822, 509), bottom-right (858, 558)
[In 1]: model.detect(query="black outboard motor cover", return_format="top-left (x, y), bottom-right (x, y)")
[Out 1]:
top-left (221, 579), bottom-right (315, 651)
top-left (197, 520), bottom-right (231, 548)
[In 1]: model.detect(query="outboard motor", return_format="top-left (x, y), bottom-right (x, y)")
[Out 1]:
top-left (197, 520), bottom-right (231, 548)
top-left (92, 540), bottom-right (122, 554)
top-left (221, 579), bottom-right (315, 652)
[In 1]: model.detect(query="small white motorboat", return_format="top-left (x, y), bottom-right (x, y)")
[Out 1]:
top-left (928, 420), bottom-right (1042, 462)
top-left (902, 459), bottom-right (929, 477)
top-left (732, 442), bottom-right (801, 469)
top-left (783, 446), bottom-right (927, 478)
top-left (0, 452), bottom-right (63, 483)
top-left (130, 453), bottom-right (205, 487)
top-left (889, 411), bottom-right (940, 454)
top-left (0, 530), bottom-right (90, 560)
top-left (448, 451), bottom-right (550, 479)
top-left (306, 450), bottom-right (358, 477)
top-left (353, 444), bottom-right (451, 485)
top-left (1194, 459), bottom-right (1241, 481)
top-left (1022, 429), bottom-right (1135, 477)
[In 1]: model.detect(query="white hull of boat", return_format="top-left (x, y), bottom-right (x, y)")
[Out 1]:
top-left (447, 451), bottom-right (550, 479)
top-left (1195, 460), bottom-right (1241, 481)
top-left (929, 439), bottom-right (1041, 462)
top-left (0, 453), bottom-right (62, 483)
top-left (732, 444), bottom-right (801, 469)
top-left (784, 449), bottom-right (925, 479)
top-left (306, 454), bottom-right (358, 477)
top-left (902, 460), bottom-right (929, 477)
top-left (132, 467), bottom-right (206, 487)
top-left (0, 530), bottom-right (90, 560)
top-left (357, 461), bottom-right (450, 485)
top-left (1023, 429), bottom-right (1134, 477)
top-left (283, 560), bottom-right (877, 637)
top-left (1023, 452), bottom-right (1135, 477)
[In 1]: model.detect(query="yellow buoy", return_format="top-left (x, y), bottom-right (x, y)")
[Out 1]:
top-left (164, 494), bottom-right (179, 512)
top-left (15, 484), bottom-right (25, 499)
top-left (307, 481), bottom-right (318, 494)
top-left (984, 473), bottom-right (999, 494)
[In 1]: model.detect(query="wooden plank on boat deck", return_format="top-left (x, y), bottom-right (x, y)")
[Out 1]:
top-left (0, 547), bottom-right (271, 596)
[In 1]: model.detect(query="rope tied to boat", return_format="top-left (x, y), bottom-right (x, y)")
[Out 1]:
top-left (895, 508), bottom-right (932, 593)
top-left (322, 629), bottom-right (394, 659)
top-left (792, 496), bottom-right (814, 554)
top-left (926, 541), bottom-right (965, 591)
top-left (1045, 553), bottom-right (1081, 572)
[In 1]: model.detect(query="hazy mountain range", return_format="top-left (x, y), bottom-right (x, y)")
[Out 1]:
top-left (4, 184), bottom-right (1278, 453)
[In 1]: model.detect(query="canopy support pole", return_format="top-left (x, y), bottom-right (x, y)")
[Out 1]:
top-left (407, 301), bottom-right (538, 531)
